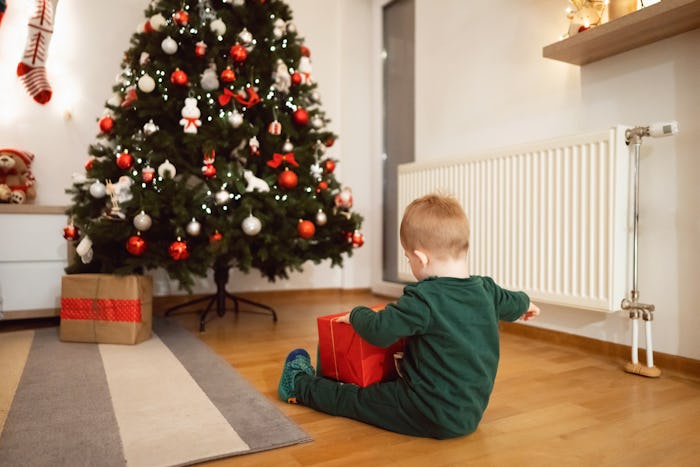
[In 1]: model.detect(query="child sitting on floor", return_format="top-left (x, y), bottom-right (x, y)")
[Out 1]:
top-left (278, 192), bottom-right (540, 439)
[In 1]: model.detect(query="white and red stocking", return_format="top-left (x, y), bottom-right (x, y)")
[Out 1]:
top-left (0, 1), bottom-right (7, 26)
top-left (16, 0), bottom-right (58, 105)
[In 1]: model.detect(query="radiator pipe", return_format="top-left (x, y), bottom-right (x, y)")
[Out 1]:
top-left (621, 127), bottom-right (661, 378)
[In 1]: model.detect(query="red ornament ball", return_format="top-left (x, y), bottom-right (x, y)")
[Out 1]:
top-left (173, 10), bottom-right (189, 25)
top-left (277, 169), bottom-right (298, 189)
top-left (126, 235), bottom-right (147, 256)
top-left (99, 115), bottom-right (113, 133)
top-left (298, 220), bottom-right (315, 239)
top-left (230, 44), bottom-right (248, 62)
top-left (170, 68), bottom-right (189, 86)
top-left (291, 72), bottom-right (302, 86)
top-left (293, 108), bottom-right (309, 126)
top-left (324, 160), bottom-right (335, 173)
top-left (169, 239), bottom-right (189, 261)
top-left (116, 151), bottom-right (133, 169)
top-left (352, 230), bottom-right (365, 247)
top-left (325, 137), bottom-right (335, 147)
top-left (85, 157), bottom-right (95, 171)
top-left (221, 67), bottom-right (236, 83)
top-left (63, 224), bottom-right (79, 240)
top-left (317, 180), bottom-right (328, 192)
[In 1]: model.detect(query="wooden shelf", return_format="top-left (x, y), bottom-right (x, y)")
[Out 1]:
top-left (0, 204), bottom-right (67, 215)
top-left (543, 0), bottom-right (700, 65)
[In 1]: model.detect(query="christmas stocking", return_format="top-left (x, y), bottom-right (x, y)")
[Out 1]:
top-left (16, 0), bottom-right (58, 105)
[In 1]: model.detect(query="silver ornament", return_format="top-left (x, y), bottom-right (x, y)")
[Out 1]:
top-left (143, 119), bottom-right (159, 136)
top-left (186, 219), bottom-right (202, 236)
top-left (133, 211), bottom-right (153, 231)
top-left (315, 210), bottom-right (327, 226)
top-left (282, 139), bottom-right (294, 153)
top-left (89, 181), bottom-right (106, 198)
top-left (241, 214), bottom-right (262, 236)
top-left (161, 36), bottom-right (178, 55)
top-left (215, 189), bottom-right (230, 205)
top-left (238, 28), bottom-right (253, 45)
top-left (138, 74), bottom-right (156, 93)
top-left (311, 117), bottom-right (324, 129)
top-left (158, 159), bottom-right (177, 179)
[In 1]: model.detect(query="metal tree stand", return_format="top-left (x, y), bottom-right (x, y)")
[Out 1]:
top-left (165, 263), bottom-right (277, 332)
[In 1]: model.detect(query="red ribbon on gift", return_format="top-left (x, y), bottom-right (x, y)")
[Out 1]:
top-left (267, 152), bottom-right (299, 168)
top-left (61, 298), bottom-right (142, 322)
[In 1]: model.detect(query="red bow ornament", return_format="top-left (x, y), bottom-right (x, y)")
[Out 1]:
top-left (266, 152), bottom-right (299, 168)
top-left (234, 87), bottom-right (261, 108)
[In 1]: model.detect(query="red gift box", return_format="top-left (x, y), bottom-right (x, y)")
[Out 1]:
top-left (60, 274), bottom-right (152, 345)
top-left (317, 306), bottom-right (405, 387)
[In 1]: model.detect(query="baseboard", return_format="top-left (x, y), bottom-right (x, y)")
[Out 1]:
top-left (500, 321), bottom-right (700, 381)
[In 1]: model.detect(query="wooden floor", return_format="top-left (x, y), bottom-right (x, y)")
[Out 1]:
top-left (5, 290), bottom-right (700, 466)
top-left (156, 290), bottom-right (700, 467)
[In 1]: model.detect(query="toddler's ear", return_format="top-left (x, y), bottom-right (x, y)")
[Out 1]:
top-left (413, 250), bottom-right (429, 267)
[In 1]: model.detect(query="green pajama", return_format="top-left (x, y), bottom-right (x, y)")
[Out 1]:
top-left (295, 372), bottom-right (446, 438)
top-left (296, 275), bottom-right (530, 439)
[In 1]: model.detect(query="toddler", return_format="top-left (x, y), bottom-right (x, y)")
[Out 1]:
top-left (278, 193), bottom-right (539, 439)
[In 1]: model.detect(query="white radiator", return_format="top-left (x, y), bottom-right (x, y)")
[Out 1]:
top-left (397, 126), bottom-right (632, 312)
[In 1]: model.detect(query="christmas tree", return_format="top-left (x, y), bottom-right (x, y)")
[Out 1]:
top-left (64, 0), bottom-right (364, 292)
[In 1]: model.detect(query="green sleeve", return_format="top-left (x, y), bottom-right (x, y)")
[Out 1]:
top-left (349, 285), bottom-right (431, 347)
top-left (481, 276), bottom-right (530, 322)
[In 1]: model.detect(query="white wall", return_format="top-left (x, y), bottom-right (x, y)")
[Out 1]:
top-left (0, 0), bottom-right (373, 296)
top-left (413, 0), bottom-right (700, 360)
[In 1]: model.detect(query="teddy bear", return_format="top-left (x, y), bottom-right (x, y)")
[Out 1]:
top-left (0, 148), bottom-right (36, 204)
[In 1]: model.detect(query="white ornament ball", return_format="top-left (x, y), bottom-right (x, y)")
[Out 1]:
top-left (186, 219), bottom-right (202, 236)
top-left (282, 139), bottom-right (294, 153)
top-left (241, 214), bottom-right (262, 236)
top-left (150, 13), bottom-right (166, 31)
top-left (228, 110), bottom-right (244, 128)
top-left (233, 0), bottom-right (245, 6)
top-left (286, 22), bottom-right (297, 34)
top-left (133, 211), bottom-right (153, 231)
top-left (238, 28), bottom-right (253, 45)
top-left (158, 159), bottom-right (177, 179)
top-left (215, 189), bottom-right (230, 205)
top-left (210, 18), bottom-right (226, 36)
top-left (89, 180), bottom-right (107, 198)
top-left (310, 91), bottom-right (321, 103)
top-left (138, 74), bottom-right (156, 93)
top-left (315, 210), bottom-right (327, 226)
top-left (161, 36), bottom-right (178, 55)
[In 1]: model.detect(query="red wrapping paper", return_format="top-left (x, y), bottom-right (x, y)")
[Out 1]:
top-left (317, 307), bottom-right (405, 387)
top-left (60, 298), bottom-right (142, 322)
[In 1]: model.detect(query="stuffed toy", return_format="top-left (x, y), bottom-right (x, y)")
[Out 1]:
top-left (0, 148), bottom-right (36, 204)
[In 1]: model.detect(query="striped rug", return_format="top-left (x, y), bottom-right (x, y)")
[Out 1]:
top-left (0, 319), bottom-right (310, 466)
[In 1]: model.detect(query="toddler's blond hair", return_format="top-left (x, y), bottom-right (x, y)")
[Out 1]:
top-left (400, 193), bottom-right (470, 259)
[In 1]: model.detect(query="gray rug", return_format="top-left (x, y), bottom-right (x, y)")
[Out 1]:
top-left (0, 318), bottom-right (311, 467)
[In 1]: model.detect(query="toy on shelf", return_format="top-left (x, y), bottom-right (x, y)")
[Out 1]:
top-left (0, 148), bottom-right (36, 204)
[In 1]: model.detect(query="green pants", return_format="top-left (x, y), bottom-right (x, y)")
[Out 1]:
top-left (295, 373), bottom-right (448, 438)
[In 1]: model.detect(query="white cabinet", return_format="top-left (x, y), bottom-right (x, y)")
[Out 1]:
top-left (0, 205), bottom-right (67, 320)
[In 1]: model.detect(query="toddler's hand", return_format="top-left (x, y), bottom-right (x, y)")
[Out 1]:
top-left (334, 313), bottom-right (351, 324)
top-left (520, 302), bottom-right (540, 321)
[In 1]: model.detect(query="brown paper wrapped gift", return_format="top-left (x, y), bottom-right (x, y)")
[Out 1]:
top-left (60, 274), bottom-right (153, 344)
